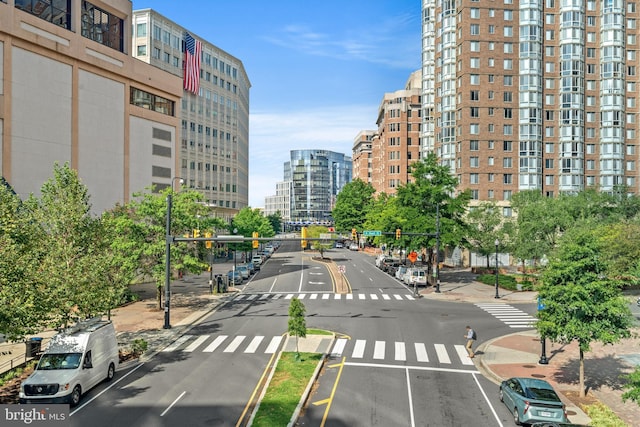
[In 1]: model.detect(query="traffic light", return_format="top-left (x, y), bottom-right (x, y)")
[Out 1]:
top-left (205, 232), bottom-right (212, 249)
top-left (351, 228), bottom-right (357, 240)
top-left (252, 231), bottom-right (259, 249)
top-left (193, 229), bottom-right (200, 243)
top-left (301, 227), bottom-right (308, 248)
top-left (396, 228), bottom-right (401, 240)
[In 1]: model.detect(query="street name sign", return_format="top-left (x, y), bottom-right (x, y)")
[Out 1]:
top-left (363, 230), bottom-right (382, 236)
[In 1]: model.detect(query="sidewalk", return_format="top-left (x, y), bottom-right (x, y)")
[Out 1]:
top-left (421, 267), bottom-right (640, 427)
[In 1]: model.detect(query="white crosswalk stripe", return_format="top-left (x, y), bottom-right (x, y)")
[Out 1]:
top-left (163, 334), bottom-right (477, 366)
top-left (475, 303), bottom-right (538, 328)
top-left (232, 293), bottom-right (416, 302)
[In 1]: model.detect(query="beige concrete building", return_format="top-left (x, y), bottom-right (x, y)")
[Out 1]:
top-left (421, 0), bottom-right (640, 214)
top-left (131, 9), bottom-right (251, 220)
top-left (369, 70), bottom-right (423, 195)
top-left (0, 0), bottom-right (183, 214)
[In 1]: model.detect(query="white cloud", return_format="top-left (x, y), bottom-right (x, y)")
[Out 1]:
top-left (248, 104), bottom-right (376, 207)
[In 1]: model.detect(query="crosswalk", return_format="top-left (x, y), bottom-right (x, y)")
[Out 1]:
top-left (330, 338), bottom-right (475, 366)
top-left (161, 334), bottom-right (474, 367)
top-left (232, 293), bottom-right (416, 302)
top-left (475, 303), bottom-right (538, 328)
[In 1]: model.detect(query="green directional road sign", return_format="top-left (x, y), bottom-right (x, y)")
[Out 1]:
top-left (363, 230), bottom-right (382, 236)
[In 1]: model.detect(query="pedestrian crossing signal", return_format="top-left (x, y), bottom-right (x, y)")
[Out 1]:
top-left (252, 231), bottom-right (259, 249)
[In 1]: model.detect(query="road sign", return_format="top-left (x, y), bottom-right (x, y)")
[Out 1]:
top-left (363, 230), bottom-right (382, 236)
top-left (408, 251), bottom-right (418, 263)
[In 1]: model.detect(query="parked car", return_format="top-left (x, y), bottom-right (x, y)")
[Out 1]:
top-left (251, 255), bottom-right (263, 267)
top-left (499, 377), bottom-right (568, 426)
top-left (236, 265), bottom-right (250, 279)
top-left (349, 243), bottom-right (358, 251)
top-left (335, 242), bottom-right (344, 249)
top-left (380, 257), bottom-right (400, 273)
top-left (395, 265), bottom-right (409, 281)
top-left (226, 270), bottom-right (242, 285)
top-left (404, 268), bottom-right (427, 286)
top-left (245, 262), bottom-right (256, 274)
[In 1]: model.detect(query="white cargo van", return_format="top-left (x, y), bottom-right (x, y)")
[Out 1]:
top-left (20, 318), bottom-right (119, 406)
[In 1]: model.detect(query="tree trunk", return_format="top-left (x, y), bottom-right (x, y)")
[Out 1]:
top-left (579, 347), bottom-right (585, 397)
top-left (486, 255), bottom-right (490, 269)
top-left (157, 285), bottom-right (162, 310)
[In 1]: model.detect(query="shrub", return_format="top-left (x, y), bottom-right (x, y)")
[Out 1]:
top-left (477, 273), bottom-right (534, 291)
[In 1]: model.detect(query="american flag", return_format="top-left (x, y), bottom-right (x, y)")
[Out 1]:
top-left (184, 33), bottom-right (202, 95)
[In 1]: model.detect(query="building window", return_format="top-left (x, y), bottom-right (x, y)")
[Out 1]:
top-left (488, 173), bottom-right (495, 182)
top-left (15, 0), bottom-right (71, 29)
top-left (470, 157), bottom-right (479, 167)
top-left (503, 190), bottom-right (512, 200)
top-left (470, 140), bottom-right (479, 151)
top-left (81, 1), bottom-right (124, 52)
top-left (137, 45), bottom-right (147, 56)
top-left (470, 173), bottom-right (479, 184)
top-left (130, 87), bottom-right (175, 116)
top-left (471, 90), bottom-right (479, 101)
top-left (503, 140), bottom-right (513, 151)
top-left (471, 24), bottom-right (480, 35)
top-left (503, 157), bottom-right (512, 168)
top-left (470, 190), bottom-right (479, 200)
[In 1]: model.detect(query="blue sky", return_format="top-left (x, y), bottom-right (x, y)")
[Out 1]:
top-left (133, 0), bottom-right (422, 207)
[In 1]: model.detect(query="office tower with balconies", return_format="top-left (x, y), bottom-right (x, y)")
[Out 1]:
top-left (132, 9), bottom-right (251, 219)
top-left (421, 0), bottom-right (640, 208)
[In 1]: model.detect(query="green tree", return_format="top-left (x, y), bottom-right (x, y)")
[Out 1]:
top-left (288, 297), bottom-right (307, 357)
top-left (305, 225), bottom-right (332, 258)
top-left (332, 179), bottom-right (376, 234)
top-left (230, 207), bottom-right (275, 260)
top-left (622, 368), bottom-right (640, 406)
top-left (24, 164), bottom-right (111, 327)
top-left (126, 186), bottom-right (215, 309)
top-left (266, 211), bottom-right (283, 235)
top-left (537, 226), bottom-right (633, 397)
top-left (394, 153), bottom-right (470, 266)
top-left (597, 222), bottom-right (640, 283)
top-left (0, 182), bottom-right (47, 340)
top-left (465, 201), bottom-right (508, 268)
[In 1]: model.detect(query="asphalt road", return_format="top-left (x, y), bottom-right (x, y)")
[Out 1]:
top-left (65, 241), bottom-right (541, 426)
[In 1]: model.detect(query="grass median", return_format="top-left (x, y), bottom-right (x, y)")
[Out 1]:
top-left (251, 329), bottom-right (332, 426)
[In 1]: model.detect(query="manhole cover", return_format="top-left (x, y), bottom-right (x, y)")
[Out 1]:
top-left (531, 373), bottom-right (546, 378)
top-left (522, 364), bottom-right (537, 369)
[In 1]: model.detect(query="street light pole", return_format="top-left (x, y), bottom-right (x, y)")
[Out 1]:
top-left (494, 239), bottom-right (500, 299)
top-left (163, 177), bottom-right (182, 329)
top-left (163, 192), bottom-right (173, 329)
top-left (435, 203), bottom-right (441, 293)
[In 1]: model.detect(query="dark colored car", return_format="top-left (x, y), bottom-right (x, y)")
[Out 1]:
top-left (500, 377), bottom-right (568, 425)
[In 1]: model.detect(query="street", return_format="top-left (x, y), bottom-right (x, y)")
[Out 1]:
top-left (65, 241), bottom-right (535, 426)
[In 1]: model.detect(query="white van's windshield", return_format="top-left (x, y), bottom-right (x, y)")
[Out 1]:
top-left (38, 353), bottom-right (82, 370)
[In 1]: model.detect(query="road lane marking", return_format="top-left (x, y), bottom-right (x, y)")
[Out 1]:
top-left (223, 336), bottom-right (246, 352)
top-left (183, 335), bottom-right (209, 352)
top-left (285, 293), bottom-right (294, 299)
top-left (434, 343), bottom-right (451, 364)
top-left (382, 294), bottom-right (391, 300)
top-left (373, 341), bottom-right (385, 360)
top-left (259, 294), bottom-right (270, 300)
top-left (203, 335), bottom-right (228, 352)
top-left (415, 343), bottom-right (429, 362)
top-left (352, 339), bottom-right (366, 358)
top-left (334, 294), bottom-right (341, 299)
top-left (310, 293), bottom-right (318, 299)
top-left (343, 361), bottom-right (480, 374)
top-left (473, 373), bottom-right (505, 427)
top-left (265, 336), bottom-right (283, 354)
top-left (455, 345), bottom-right (474, 365)
top-left (331, 338), bottom-right (347, 357)
top-left (322, 294), bottom-right (330, 300)
top-left (244, 336), bottom-right (264, 353)
top-left (394, 295), bottom-right (403, 300)
top-left (162, 335), bottom-right (193, 352)
top-left (268, 276), bottom-right (278, 293)
top-left (359, 294), bottom-right (366, 300)
top-left (371, 294), bottom-right (379, 300)
top-left (406, 368), bottom-right (416, 427)
top-left (395, 342), bottom-right (406, 361)
top-left (346, 294), bottom-right (353, 300)
top-left (160, 391), bottom-right (186, 417)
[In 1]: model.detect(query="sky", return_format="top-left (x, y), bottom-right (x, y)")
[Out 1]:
top-left (133, 0), bottom-right (422, 207)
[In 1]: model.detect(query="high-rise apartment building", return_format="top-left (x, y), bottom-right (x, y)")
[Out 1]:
top-left (264, 180), bottom-right (292, 225)
top-left (352, 130), bottom-right (375, 184)
top-left (421, 0), bottom-right (640, 207)
top-left (132, 9), bottom-right (251, 219)
top-left (279, 150), bottom-right (352, 227)
top-left (1, 0), bottom-right (183, 214)
top-left (371, 70), bottom-right (423, 195)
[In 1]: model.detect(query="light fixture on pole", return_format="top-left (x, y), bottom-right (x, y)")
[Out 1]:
top-left (434, 203), bottom-right (441, 293)
top-left (164, 177), bottom-right (183, 329)
top-left (494, 239), bottom-right (500, 299)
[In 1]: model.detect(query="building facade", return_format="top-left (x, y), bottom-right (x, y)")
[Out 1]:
top-left (0, 0), bottom-right (182, 214)
top-left (264, 180), bottom-right (292, 226)
top-left (131, 9), bottom-right (251, 220)
top-left (371, 70), bottom-right (423, 195)
top-left (421, 0), bottom-right (640, 210)
top-left (281, 149), bottom-right (352, 227)
top-left (352, 130), bottom-right (375, 184)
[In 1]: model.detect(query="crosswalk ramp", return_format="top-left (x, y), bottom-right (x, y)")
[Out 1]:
top-left (233, 293), bottom-right (415, 302)
top-left (161, 334), bottom-right (473, 366)
top-left (330, 338), bottom-right (475, 366)
top-left (475, 303), bottom-right (538, 328)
